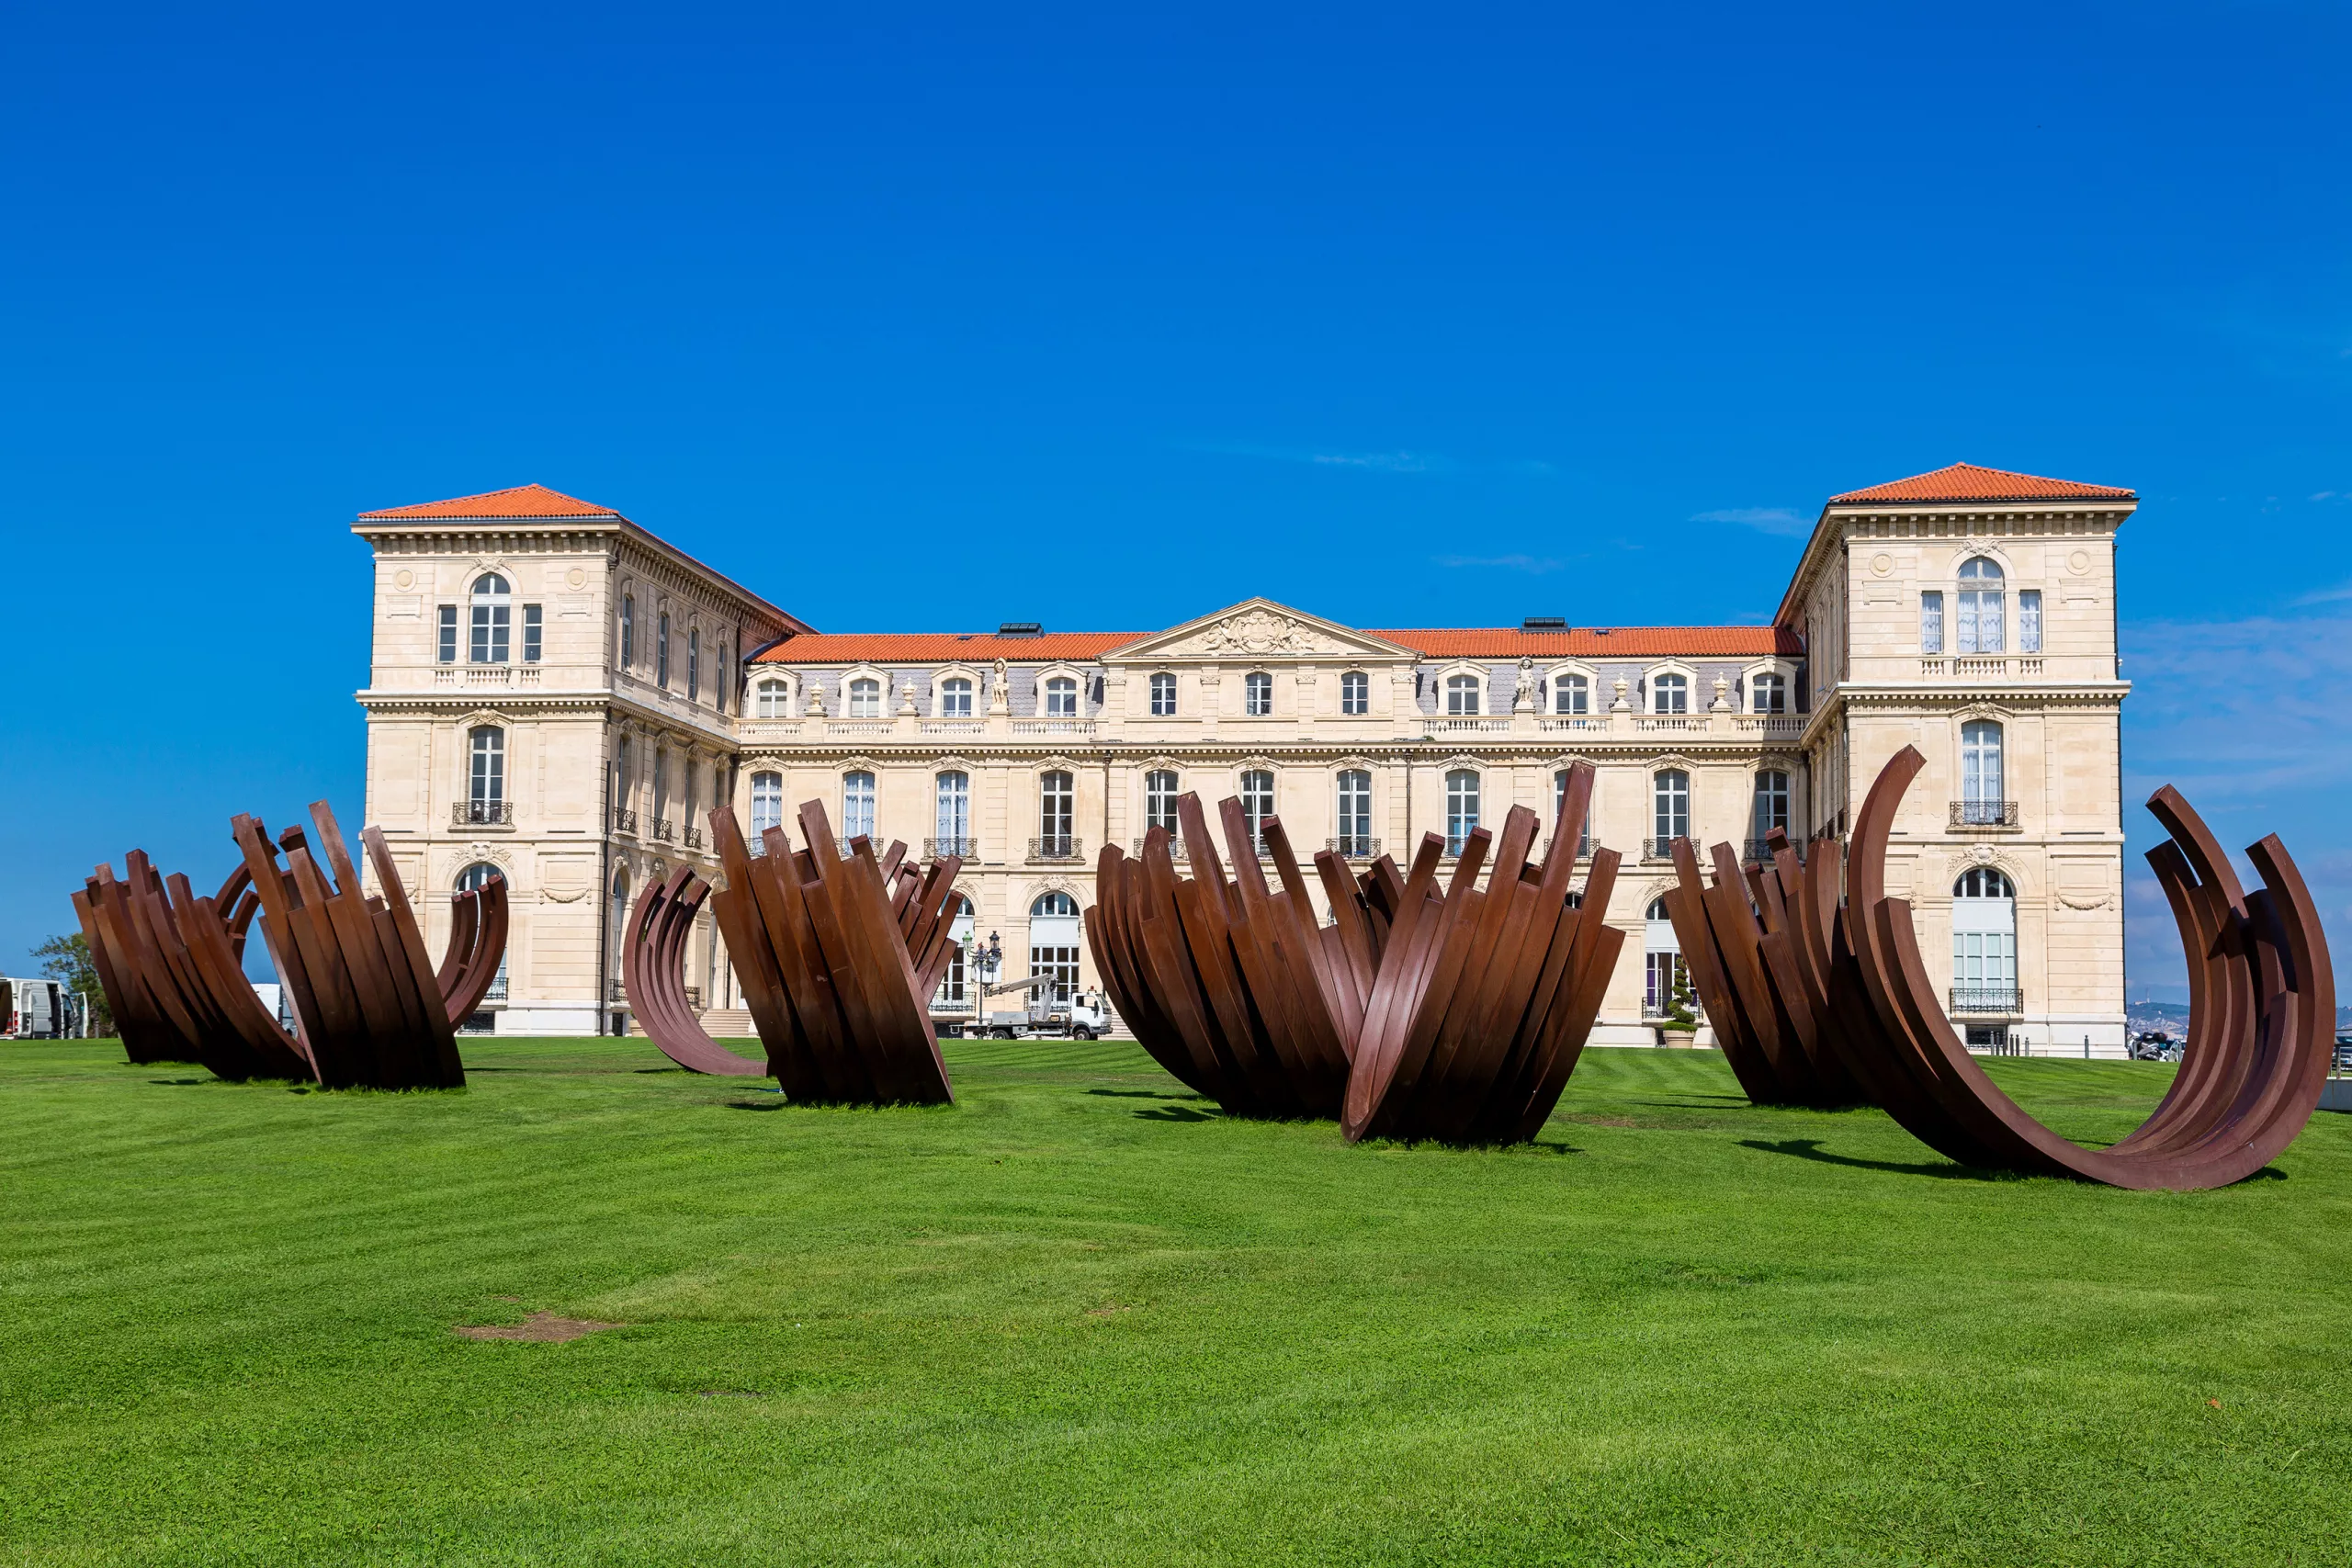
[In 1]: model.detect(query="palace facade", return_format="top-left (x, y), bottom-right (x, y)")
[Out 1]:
top-left (355, 462), bottom-right (2136, 1054)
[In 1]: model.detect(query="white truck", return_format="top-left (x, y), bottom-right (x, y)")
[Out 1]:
top-left (971, 975), bottom-right (1114, 1041)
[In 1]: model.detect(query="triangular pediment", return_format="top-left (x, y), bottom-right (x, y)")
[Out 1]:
top-left (1105, 599), bottom-right (1415, 664)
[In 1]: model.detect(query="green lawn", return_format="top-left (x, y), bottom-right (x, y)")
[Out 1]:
top-left (4, 1038), bottom-right (2349, 1566)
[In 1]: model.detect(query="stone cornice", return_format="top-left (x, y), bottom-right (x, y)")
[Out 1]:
top-left (1797, 681), bottom-right (2130, 751)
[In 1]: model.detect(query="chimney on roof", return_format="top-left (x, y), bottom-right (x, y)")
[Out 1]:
top-left (997, 621), bottom-right (1043, 637)
top-left (1520, 616), bottom-right (1567, 632)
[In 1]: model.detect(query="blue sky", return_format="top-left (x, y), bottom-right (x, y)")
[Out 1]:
top-left (4, 2), bottom-right (2348, 998)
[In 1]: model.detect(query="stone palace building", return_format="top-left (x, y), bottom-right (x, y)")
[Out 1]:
top-left (354, 462), bottom-right (2135, 1054)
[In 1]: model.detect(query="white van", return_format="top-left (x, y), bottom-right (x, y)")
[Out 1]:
top-left (2, 978), bottom-right (66, 1039)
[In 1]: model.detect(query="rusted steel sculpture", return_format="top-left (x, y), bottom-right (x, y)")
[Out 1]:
top-left (1659, 831), bottom-right (1867, 1108)
top-left (1087, 764), bottom-right (1623, 1142)
top-left (639, 800), bottom-right (960, 1102)
top-left (1340, 763), bottom-right (1624, 1145)
top-left (226, 802), bottom-right (501, 1089)
top-left (72, 802), bottom-right (503, 1087)
top-left (74, 854), bottom-right (309, 1078)
top-left (1086, 792), bottom-right (1361, 1117)
top-left (1836, 745), bottom-right (2332, 1190)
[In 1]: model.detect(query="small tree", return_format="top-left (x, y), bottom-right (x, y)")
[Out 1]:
top-left (31, 933), bottom-right (109, 1036)
top-left (1661, 959), bottom-right (1698, 1033)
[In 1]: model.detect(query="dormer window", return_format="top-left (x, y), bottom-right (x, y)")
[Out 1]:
top-left (847, 677), bottom-right (883, 717)
top-left (1552, 673), bottom-right (1589, 715)
top-left (1652, 672), bottom-right (1689, 715)
top-left (1751, 672), bottom-right (1787, 714)
top-left (940, 676), bottom-right (974, 717)
top-left (1340, 671), bottom-right (1369, 715)
top-left (754, 678), bottom-right (790, 718)
top-left (1445, 673), bottom-right (1480, 715)
top-left (1044, 676), bottom-right (1080, 717)
top-left (1244, 671), bottom-right (1273, 716)
top-left (469, 574), bottom-right (512, 664)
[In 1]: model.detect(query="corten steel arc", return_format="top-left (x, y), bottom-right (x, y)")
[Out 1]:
top-left (620, 867), bottom-right (763, 1076)
top-left (664, 799), bottom-right (961, 1103)
top-left (1341, 762), bottom-right (1626, 1145)
top-left (73, 851), bottom-right (311, 1079)
top-left (1084, 791), bottom-right (1361, 1117)
top-left (222, 801), bottom-right (506, 1089)
top-left (1659, 830), bottom-right (1867, 1108)
top-left (1839, 745), bottom-right (2333, 1190)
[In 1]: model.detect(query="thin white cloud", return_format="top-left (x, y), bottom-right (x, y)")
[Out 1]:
top-left (1313, 450), bottom-right (1443, 473)
top-left (1431, 553), bottom-right (1563, 574)
top-left (1181, 440), bottom-right (1555, 478)
top-left (1690, 505), bottom-right (1813, 537)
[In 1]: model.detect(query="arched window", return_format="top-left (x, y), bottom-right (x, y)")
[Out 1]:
top-left (1145, 769), bottom-right (1179, 834)
top-left (619, 593), bottom-right (635, 669)
top-left (1652, 672), bottom-right (1688, 715)
top-left (1042, 676), bottom-right (1079, 717)
top-left (847, 677), bottom-right (883, 718)
top-left (1952, 867), bottom-right (2018, 1014)
top-left (1753, 770), bottom-right (1790, 843)
top-left (686, 629), bottom-right (701, 701)
top-left (1038, 770), bottom-right (1075, 852)
top-left (1240, 769), bottom-right (1275, 846)
top-left (1960, 720), bottom-right (2005, 822)
top-left (457, 863), bottom-right (510, 998)
top-left (1244, 671), bottom-right (1273, 716)
top-left (467, 727), bottom-right (505, 823)
top-left (1750, 672), bottom-right (1787, 715)
top-left (1335, 769), bottom-right (1372, 855)
top-left (1644, 895), bottom-right (1686, 1019)
top-left (751, 771), bottom-right (784, 838)
top-left (755, 678), bottom-right (790, 718)
top-left (1149, 672), bottom-right (1178, 716)
top-left (1958, 557), bottom-right (2005, 654)
top-left (469, 573), bottom-right (512, 664)
top-left (940, 676), bottom-right (974, 717)
top-left (1445, 769), bottom-right (1479, 853)
top-left (935, 771), bottom-right (970, 851)
top-left (842, 771), bottom-right (876, 840)
top-left (1029, 892), bottom-right (1081, 1003)
top-left (1340, 671), bottom-right (1369, 716)
top-left (1445, 673), bottom-right (1481, 716)
top-left (656, 612), bottom-right (671, 686)
top-left (1553, 770), bottom-right (1591, 854)
top-left (1553, 672), bottom-right (1589, 716)
top-left (1653, 769), bottom-right (1690, 843)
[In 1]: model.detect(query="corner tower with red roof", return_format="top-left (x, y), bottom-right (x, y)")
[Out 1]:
top-left (355, 462), bottom-right (2132, 1056)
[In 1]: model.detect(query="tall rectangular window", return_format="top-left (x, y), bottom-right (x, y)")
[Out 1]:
top-left (1340, 671), bottom-right (1369, 715)
top-left (657, 614), bottom-right (671, 686)
top-left (1039, 770), bottom-right (1075, 849)
top-left (1240, 770), bottom-right (1275, 847)
top-left (522, 604), bottom-right (542, 663)
top-left (1753, 770), bottom-right (1791, 839)
top-left (1654, 770), bottom-right (1690, 841)
top-left (687, 629), bottom-right (701, 701)
top-left (469, 575), bottom-right (511, 663)
top-left (2018, 591), bottom-right (2042, 653)
top-left (1336, 769), bottom-right (1371, 852)
top-left (935, 772), bottom-right (970, 846)
top-left (842, 771), bottom-right (876, 839)
top-left (1920, 592), bottom-right (1944, 654)
top-left (620, 595), bottom-right (636, 668)
top-left (469, 727), bottom-right (505, 811)
top-left (437, 604), bottom-right (458, 663)
top-left (1962, 721), bottom-right (2004, 807)
top-left (1444, 769), bottom-right (1479, 853)
top-left (1145, 770), bottom-right (1179, 833)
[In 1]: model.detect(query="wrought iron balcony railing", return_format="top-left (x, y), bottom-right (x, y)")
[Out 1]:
top-left (1131, 837), bottom-right (1190, 862)
top-left (1327, 835), bottom-right (1383, 859)
top-left (1950, 986), bottom-right (2023, 1014)
top-left (1642, 837), bottom-right (1684, 863)
top-left (483, 972), bottom-right (508, 1001)
top-left (682, 826), bottom-right (706, 851)
top-left (454, 800), bottom-right (514, 827)
top-left (609, 807), bottom-right (639, 836)
top-left (926, 836), bottom-right (979, 860)
top-left (1745, 837), bottom-right (1800, 864)
top-left (1029, 835), bottom-right (1085, 862)
top-left (650, 818), bottom-right (676, 843)
top-left (1950, 799), bottom-right (2020, 829)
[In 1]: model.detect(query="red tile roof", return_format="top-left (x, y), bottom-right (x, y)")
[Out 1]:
top-left (1376, 627), bottom-right (1801, 658)
top-left (752, 631), bottom-right (1145, 665)
top-left (753, 625), bottom-right (1798, 664)
top-left (1829, 463), bottom-right (2135, 505)
top-left (357, 483), bottom-right (622, 520)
